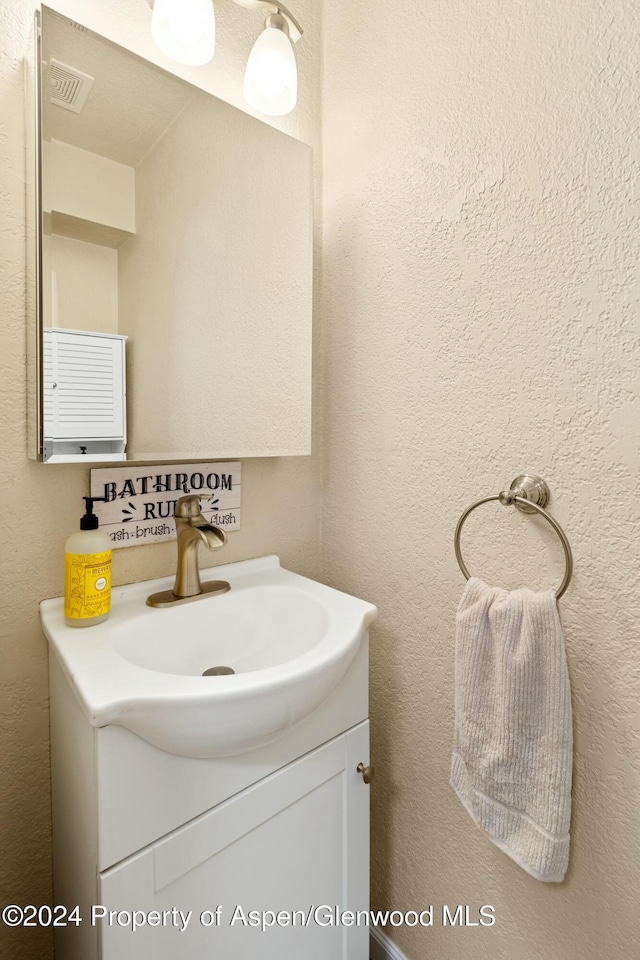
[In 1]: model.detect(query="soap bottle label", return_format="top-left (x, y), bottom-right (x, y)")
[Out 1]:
top-left (64, 551), bottom-right (112, 620)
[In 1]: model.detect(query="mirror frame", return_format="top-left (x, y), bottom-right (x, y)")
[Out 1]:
top-left (26, 8), bottom-right (44, 460)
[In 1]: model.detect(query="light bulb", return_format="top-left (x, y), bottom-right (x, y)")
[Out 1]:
top-left (243, 17), bottom-right (297, 116)
top-left (151, 0), bottom-right (215, 66)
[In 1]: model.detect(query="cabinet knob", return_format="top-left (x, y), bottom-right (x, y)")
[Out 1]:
top-left (357, 762), bottom-right (374, 784)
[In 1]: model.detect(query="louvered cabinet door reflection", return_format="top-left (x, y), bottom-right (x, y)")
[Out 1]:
top-left (44, 330), bottom-right (126, 440)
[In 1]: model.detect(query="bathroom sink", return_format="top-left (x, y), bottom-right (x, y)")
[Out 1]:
top-left (40, 556), bottom-right (377, 759)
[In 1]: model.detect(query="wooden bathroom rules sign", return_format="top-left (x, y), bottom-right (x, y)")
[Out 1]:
top-left (90, 461), bottom-right (241, 548)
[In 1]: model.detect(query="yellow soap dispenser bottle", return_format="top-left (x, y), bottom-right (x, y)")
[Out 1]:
top-left (64, 497), bottom-right (112, 628)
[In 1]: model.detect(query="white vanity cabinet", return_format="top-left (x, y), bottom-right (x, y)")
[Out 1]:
top-left (99, 725), bottom-right (369, 960)
top-left (49, 633), bottom-right (372, 960)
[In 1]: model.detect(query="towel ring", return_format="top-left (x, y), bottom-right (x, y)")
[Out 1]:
top-left (454, 474), bottom-right (573, 599)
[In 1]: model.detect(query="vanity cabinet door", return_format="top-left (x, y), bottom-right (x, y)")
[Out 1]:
top-left (99, 722), bottom-right (370, 960)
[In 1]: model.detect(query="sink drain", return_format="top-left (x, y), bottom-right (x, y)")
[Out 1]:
top-left (202, 666), bottom-right (235, 676)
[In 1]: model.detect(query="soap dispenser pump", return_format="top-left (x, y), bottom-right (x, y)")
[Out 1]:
top-left (64, 497), bottom-right (112, 628)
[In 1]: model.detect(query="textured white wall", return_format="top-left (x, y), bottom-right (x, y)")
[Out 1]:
top-left (322, 1), bottom-right (640, 958)
top-left (0, 1), bottom-right (321, 958)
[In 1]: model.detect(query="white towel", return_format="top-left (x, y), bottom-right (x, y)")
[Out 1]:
top-left (450, 577), bottom-right (573, 882)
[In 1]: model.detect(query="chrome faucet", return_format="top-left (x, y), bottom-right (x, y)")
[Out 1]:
top-left (146, 495), bottom-right (230, 607)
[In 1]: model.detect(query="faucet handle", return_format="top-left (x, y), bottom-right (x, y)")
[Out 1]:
top-left (174, 495), bottom-right (203, 518)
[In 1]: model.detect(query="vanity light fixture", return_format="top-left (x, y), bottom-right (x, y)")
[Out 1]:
top-left (146, 0), bottom-right (303, 115)
top-left (149, 0), bottom-right (216, 66)
top-left (233, 0), bottom-right (303, 116)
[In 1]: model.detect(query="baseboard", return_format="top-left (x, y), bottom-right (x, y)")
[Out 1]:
top-left (370, 928), bottom-right (409, 960)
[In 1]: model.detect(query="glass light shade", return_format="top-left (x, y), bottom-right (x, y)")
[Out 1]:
top-left (243, 25), bottom-right (297, 116)
top-left (151, 0), bottom-right (215, 66)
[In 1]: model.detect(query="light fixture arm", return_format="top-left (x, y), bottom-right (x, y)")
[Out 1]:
top-left (232, 0), bottom-right (303, 42)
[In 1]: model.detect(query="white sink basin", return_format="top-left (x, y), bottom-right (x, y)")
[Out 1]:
top-left (40, 556), bottom-right (376, 759)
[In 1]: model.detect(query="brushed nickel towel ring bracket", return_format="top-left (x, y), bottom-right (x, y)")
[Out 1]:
top-left (454, 474), bottom-right (573, 599)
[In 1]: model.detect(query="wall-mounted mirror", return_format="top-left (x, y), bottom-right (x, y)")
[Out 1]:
top-left (27, 6), bottom-right (312, 463)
